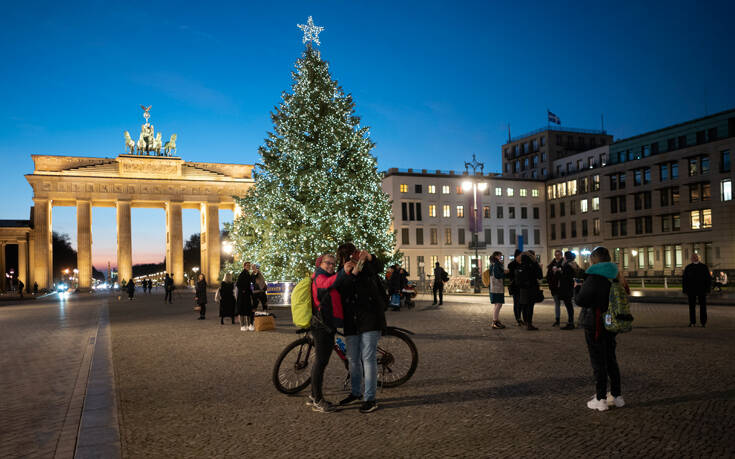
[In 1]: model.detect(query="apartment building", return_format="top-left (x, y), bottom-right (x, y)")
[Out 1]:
top-left (382, 168), bottom-right (546, 281)
top-left (545, 108), bottom-right (735, 274)
top-left (502, 127), bottom-right (612, 179)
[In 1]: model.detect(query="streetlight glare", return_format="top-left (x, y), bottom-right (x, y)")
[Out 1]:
top-left (462, 181), bottom-right (472, 191)
top-left (477, 182), bottom-right (488, 191)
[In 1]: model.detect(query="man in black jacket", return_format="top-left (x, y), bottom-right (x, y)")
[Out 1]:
top-left (507, 249), bottom-right (523, 325)
top-left (236, 262), bottom-right (254, 331)
top-left (335, 243), bottom-right (386, 413)
top-left (433, 262), bottom-right (447, 305)
top-left (682, 254), bottom-right (711, 327)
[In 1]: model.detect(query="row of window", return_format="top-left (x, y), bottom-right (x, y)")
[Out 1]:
top-left (547, 175), bottom-right (600, 199)
top-left (399, 183), bottom-right (541, 197)
top-left (549, 197), bottom-right (600, 217)
top-left (610, 151), bottom-right (730, 189)
top-left (608, 209), bottom-right (712, 237)
top-left (400, 227), bottom-right (542, 246)
top-left (403, 202), bottom-right (542, 220)
top-left (610, 122), bottom-right (733, 164)
top-left (550, 219), bottom-right (601, 240)
top-left (608, 179), bottom-right (732, 213)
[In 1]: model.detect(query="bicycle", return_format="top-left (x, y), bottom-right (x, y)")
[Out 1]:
top-left (272, 326), bottom-right (419, 395)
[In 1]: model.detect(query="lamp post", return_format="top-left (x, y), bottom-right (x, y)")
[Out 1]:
top-left (463, 154), bottom-right (487, 293)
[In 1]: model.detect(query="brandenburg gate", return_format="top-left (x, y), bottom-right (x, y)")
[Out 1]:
top-left (23, 109), bottom-right (252, 290)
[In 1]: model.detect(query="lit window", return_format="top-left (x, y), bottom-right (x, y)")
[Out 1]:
top-left (592, 197), bottom-right (600, 211)
top-left (443, 205), bottom-right (451, 217)
top-left (400, 184), bottom-right (408, 193)
top-left (520, 188), bottom-right (528, 197)
top-left (532, 189), bottom-right (539, 197)
top-left (456, 205), bottom-right (464, 218)
top-left (428, 185), bottom-right (436, 194)
top-left (703, 209), bottom-right (712, 229)
top-left (495, 187), bottom-right (502, 196)
top-left (445, 228), bottom-right (452, 244)
top-left (580, 199), bottom-right (588, 213)
top-left (442, 185), bottom-right (450, 194)
top-left (455, 186), bottom-right (464, 194)
top-left (722, 179), bottom-right (732, 201)
top-left (429, 205), bottom-right (436, 217)
top-left (567, 180), bottom-right (577, 195)
top-left (690, 210), bottom-right (701, 229)
top-left (507, 187), bottom-right (514, 197)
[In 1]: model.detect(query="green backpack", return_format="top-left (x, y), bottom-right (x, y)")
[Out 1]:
top-left (604, 281), bottom-right (633, 333)
top-left (290, 276), bottom-right (314, 329)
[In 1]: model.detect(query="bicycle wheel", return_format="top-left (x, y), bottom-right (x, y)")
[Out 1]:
top-left (377, 328), bottom-right (418, 388)
top-left (272, 337), bottom-right (314, 394)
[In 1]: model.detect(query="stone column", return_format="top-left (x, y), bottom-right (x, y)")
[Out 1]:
top-left (0, 242), bottom-right (5, 292)
top-left (200, 202), bottom-right (221, 286)
top-left (77, 200), bottom-right (92, 291)
top-left (33, 199), bottom-right (52, 290)
top-left (18, 240), bottom-right (28, 291)
top-left (166, 201), bottom-right (184, 287)
top-left (116, 201), bottom-right (132, 285)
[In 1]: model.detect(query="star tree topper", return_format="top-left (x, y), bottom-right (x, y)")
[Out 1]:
top-left (297, 16), bottom-right (324, 45)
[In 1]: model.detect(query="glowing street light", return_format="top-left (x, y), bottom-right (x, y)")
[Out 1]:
top-left (222, 241), bottom-right (233, 255)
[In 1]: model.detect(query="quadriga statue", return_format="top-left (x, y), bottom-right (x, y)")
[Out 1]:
top-left (164, 133), bottom-right (177, 156)
top-left (124, 131), bottom-right (135, 154)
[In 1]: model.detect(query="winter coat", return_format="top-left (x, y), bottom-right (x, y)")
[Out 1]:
top-left (556, 261), bottom-right (579, 300)
top-left (338, 256), bottom-right (387, 336)
top-left (507, 260), bottom-right (520, 296)
top-left (311, 267), bottom-right (351, 331)
top-left (516, 255), bottom-right (541, 305)
top-left (682, 262), bottom-right (711, 296)
top-left (236, 270), bottom-right (253, 310)
top-left (388, 269), bottom-right (402, 294)
top-left (433, 266), bottom-right (447, 287)
top-left (574, 262), bottom-right (618, 332)
top-left (126, 280), bottom-right (135, 294)
top-left (546, 259), bottom-right (564, 295)
top-left (195, 280), bottom-right (207, 305)
top-left (216, 281), bottom-right (237, 317)
top-left (489, 261), bottom-right (505, 294)
top-left (252, 272), bottom-right (267, 294)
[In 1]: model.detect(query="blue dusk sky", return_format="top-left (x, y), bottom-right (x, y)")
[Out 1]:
top-left (1, 0), bottom-right (734, 270)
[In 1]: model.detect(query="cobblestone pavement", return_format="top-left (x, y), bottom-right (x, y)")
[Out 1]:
top-left (109, 291), bottom-right (735, 458)
top-left (0, 293), bottom-right (101, 458)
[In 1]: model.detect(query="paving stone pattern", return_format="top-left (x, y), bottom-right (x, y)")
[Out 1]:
top-left (110, 292), bottom-right (735, 458)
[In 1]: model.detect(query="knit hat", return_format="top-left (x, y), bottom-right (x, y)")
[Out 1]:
top-left (564, 251), bottom-right (576, 261)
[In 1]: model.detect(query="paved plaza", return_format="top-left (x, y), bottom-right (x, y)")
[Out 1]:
top-left (1, 290), bottom-right (734, 458)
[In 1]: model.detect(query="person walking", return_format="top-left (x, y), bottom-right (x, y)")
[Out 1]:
top-left (432, 262), bottom-right (447, 305)
top-left (126, 279), bottom-right (136, 300)
top-left (216, 272), bottom-right (238, 325)
top-left (336, 243), bottom-right (386, 414)
top-left (556, 251), bottom-right (579, 330)
top-left (507, 249), bottom-right (523, 326)
top-left (236, 262), bottom-right (254, 331)
top-left (251, 264), bottom-right (268, 312)
top-left (682, 253), bottom-right (711, 327)
top-left (194, 273), bottom-right (208, 320)
top-left (488, 251), bottom-right (506, 329)
top-left (18, 279), bottom-right (24, 299)
top-left (164, 273), bottom-right (173, 303)
top-left (574, 246), bottom-right (629, 411)
top-left (546, 250), bottom-right (564, 327)
top-left (309, 253), bottom-right (354, 413)
top-left (517, 252), bottom-right (541, 330)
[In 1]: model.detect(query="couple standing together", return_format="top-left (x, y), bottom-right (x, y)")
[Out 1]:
top-left (309, 242), bottom-right (387, 414)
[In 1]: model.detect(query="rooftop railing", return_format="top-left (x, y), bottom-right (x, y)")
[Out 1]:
top-left (508, 126), bottom-right (607, 144)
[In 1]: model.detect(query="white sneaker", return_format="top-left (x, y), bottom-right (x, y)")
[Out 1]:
top-left (248, 324), bottom-right (255, 331)
top-left (240, 326), bottom-right (247, 331)
top-left (606, 392), bottom-right (625, 408)
top-left (587, 396), bottom-right (608, 411)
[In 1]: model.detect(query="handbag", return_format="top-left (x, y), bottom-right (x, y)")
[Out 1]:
top-left (534, 288), bottom-right (545, 303)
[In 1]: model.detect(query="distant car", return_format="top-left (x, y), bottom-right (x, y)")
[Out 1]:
top-left (56, 283), bottom-right (69, 292)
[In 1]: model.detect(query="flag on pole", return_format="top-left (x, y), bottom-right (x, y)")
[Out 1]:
top-left (547, 110), bottom-right (561, 125)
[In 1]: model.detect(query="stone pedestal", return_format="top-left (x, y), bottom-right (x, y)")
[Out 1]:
top-left (166, 202), bottom-right (184, 287)
top-left (77, 200), bottom-right (92, 290)
top-left (33, 199), bottom-right (52, 289)
top-left (116, 201), bottom-right (132, 285)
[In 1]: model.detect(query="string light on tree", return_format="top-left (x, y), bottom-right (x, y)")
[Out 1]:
top-left (227, 17), bottom-right (399, 281)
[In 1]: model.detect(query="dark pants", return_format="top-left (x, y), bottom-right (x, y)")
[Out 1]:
top-left (521, 302), bottom-right (535, 324)
top-left (310, 322), bottom-right (335, 402)
top-left (128, 289), bottom-right (134, 299)
top-left (199, 303), bottom-right (206, 317)
top-left (165, 289), bottom-right (172, 303)
top-left (253, 292), bottom-right (268, 311)
top-left (585, 328), bottom-right (621, 400)
top-left (512, 294), bottom-right (522, 321)
top-left (688, 294), bottom-right (707, 325)
top-left (554, 295), bottom-right (575, 324)
top-left (433, 283), bottom-right (443, 304)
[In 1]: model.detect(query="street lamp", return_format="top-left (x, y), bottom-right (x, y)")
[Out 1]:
top-left (463, 154), bottom-right (486, 293)
top-left (222, 241), bottom-right (233, 255)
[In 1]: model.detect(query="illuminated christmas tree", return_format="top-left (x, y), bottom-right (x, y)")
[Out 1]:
top-left (230, 23), bottom-right (397, 281)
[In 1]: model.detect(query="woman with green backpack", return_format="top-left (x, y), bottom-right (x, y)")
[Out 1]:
top-left (574, 246), bottom-right (631, 412)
